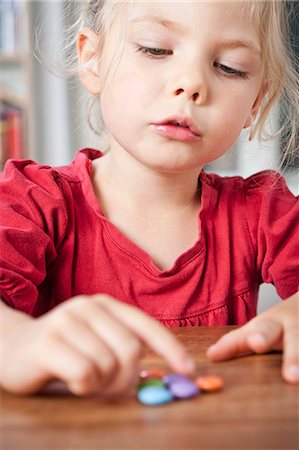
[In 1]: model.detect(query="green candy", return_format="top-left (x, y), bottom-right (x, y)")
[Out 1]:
top-left (138, 378), bottom-right (165, 391)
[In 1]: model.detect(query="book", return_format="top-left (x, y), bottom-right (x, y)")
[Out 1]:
top-left (0, 105), bottom-right (7, 166)
top-left (0, 101), bottom-right (26, 165)
top-left (6, 106), bottom-right (24, 159)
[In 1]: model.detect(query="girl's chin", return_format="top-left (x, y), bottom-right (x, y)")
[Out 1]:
top-left (111, 140), bottom-right (206, 173)
top-left (136, 157), bottom-right (203, 175)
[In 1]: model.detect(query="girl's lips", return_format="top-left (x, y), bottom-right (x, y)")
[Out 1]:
top-left (152, 123), bottom-right (201, 142)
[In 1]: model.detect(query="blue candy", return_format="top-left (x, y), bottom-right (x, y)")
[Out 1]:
top-left (137, 385), bottom-right (174, 405)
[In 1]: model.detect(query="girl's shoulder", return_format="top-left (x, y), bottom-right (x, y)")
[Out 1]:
top-left (0, 149), bottom-right (101, 255)
top-left (0, 149), bottom-right (102, 236)
top-left (0, 148), bottom-right (101, 196)
top-left (0, 158), bottom-right (69, 213)
top-left (202, 169), bottom-right (297, 200)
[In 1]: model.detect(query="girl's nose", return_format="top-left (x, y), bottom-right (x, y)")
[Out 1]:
top-left (168, 72), bottom-right (207, 106)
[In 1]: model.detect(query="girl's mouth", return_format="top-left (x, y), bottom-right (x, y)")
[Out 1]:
top-left (152, 122), bottom-right (201, 142)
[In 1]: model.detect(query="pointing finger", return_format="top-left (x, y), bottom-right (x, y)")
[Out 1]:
top-left (94, 295), bottom-right (196, 374)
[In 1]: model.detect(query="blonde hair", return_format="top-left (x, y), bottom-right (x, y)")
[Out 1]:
top-left (37, 0), bottom-right (299, 164)
top-left (245, 1), bottom-right (299, 166)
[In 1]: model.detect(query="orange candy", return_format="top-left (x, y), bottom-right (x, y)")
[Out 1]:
top-left (195, 375), bottom-right (224, 392)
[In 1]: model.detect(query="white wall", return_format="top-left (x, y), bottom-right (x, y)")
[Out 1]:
top-left (30, 0), bottom-right (72, 165)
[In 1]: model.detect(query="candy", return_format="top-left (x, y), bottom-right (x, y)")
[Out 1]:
top-left (162, 374), bottom-right (187, 384)
top-left (163, 374), bottom-right (200, 399)
top-left (139, 368), bottom-right (167, 381)
top-left (137, 385), bottom-right (174, 405)
top-left (195, 375), bottom-right (224, 392)
top-left (136, 369), bottom-right (224, 406)
top-left (138, 378), bottom-right (165, 391)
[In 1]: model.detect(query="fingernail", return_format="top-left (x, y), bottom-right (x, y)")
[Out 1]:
top-left (285, 365), bottom-right (299, 383)
top-left (206, 344), bottom-right (217, 354)
top-left (208, 343), bottom-right (217, 349)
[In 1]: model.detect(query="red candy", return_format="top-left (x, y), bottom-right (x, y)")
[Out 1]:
top-left (139, 368), bottom-right (167, 381)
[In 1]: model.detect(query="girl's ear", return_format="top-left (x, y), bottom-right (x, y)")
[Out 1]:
top-left (244, 83), bottom-right (268, 128)
top-left (77, 28), bottom-right (101, 95)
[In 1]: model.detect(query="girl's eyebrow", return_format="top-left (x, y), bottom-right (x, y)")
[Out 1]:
top-left (129, 15), bottom-right (185, 34)
top-left (219, 39), bottom-right (261, 58)
top-left (129, 16), bottom-right (261, 57)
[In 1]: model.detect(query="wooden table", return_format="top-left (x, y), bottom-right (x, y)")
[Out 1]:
top-left (1, 326), bottom-right (298, 450)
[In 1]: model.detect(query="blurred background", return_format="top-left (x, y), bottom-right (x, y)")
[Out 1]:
top-left (0, 0), bottom-right (298, 311)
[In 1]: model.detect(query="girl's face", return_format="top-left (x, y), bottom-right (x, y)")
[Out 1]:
top-left (96, 1), bottom-right (264, 173)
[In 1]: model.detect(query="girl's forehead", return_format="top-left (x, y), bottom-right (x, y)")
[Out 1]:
top-left (124, 1), bottom-right (259, 41)
top-left (126, 1), bottom-right (256, 29)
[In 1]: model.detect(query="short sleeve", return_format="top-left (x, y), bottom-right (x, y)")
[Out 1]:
top-left (0, 159), bottom-right (68, 314)
top-left (245, 171), bottom-right (298, 299)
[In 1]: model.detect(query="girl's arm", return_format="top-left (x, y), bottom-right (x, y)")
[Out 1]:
top-left (207, 292), bottom-right (299, 384)
top-left (0, 296), bottom-right (195, 396)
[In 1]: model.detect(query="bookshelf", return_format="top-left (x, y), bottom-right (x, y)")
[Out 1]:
top-left (0, 0), bottom-right (35, 168)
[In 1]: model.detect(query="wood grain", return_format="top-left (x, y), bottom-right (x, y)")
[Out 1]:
top-left (1, 326), bottom-right (298, 450)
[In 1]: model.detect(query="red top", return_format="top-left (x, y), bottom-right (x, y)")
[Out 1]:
top-left (0, 149), bottom-right (298, 326)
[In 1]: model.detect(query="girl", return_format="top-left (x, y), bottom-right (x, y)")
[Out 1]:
top-left (0, 0), bottom-right (298, 397)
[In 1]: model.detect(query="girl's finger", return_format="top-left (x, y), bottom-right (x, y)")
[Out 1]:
top-left (282, 325), bottom-right (299, 384)
top-left (206, 319), bottom-right (282, 361)
top-left (39, 336), bottom-right (105, 396)
top-left (94, 295), bottom-right (195, 374)
top-left (102, 362), bottom-right (140, 398)
top-left (206, 327), bottom-right (252, 361)
top-left (79, 303), bottom-right (145, 396)
top-left (246, 319), bottom-right (283, 353)
top-left (15, 334), bottom-right (102, 396)
top-left (56, 314), bottom-right (118, 390)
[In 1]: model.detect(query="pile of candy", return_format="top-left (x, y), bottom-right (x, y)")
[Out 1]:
top-left (137, 368), bottom-right (224, 406)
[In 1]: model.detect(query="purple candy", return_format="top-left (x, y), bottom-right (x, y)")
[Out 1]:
top-left (163, 374), bottom-right (200, 399)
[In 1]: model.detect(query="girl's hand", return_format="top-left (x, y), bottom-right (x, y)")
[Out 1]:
top-left (207, 293), bottom-right (299, 384)
top-left (1, 295), bottom-right (195, 396)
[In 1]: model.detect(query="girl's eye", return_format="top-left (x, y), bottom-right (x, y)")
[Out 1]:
top-left (214, 62), bottom-right (249, 80)
top-left (135, 45), bottom-right (172, 59)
